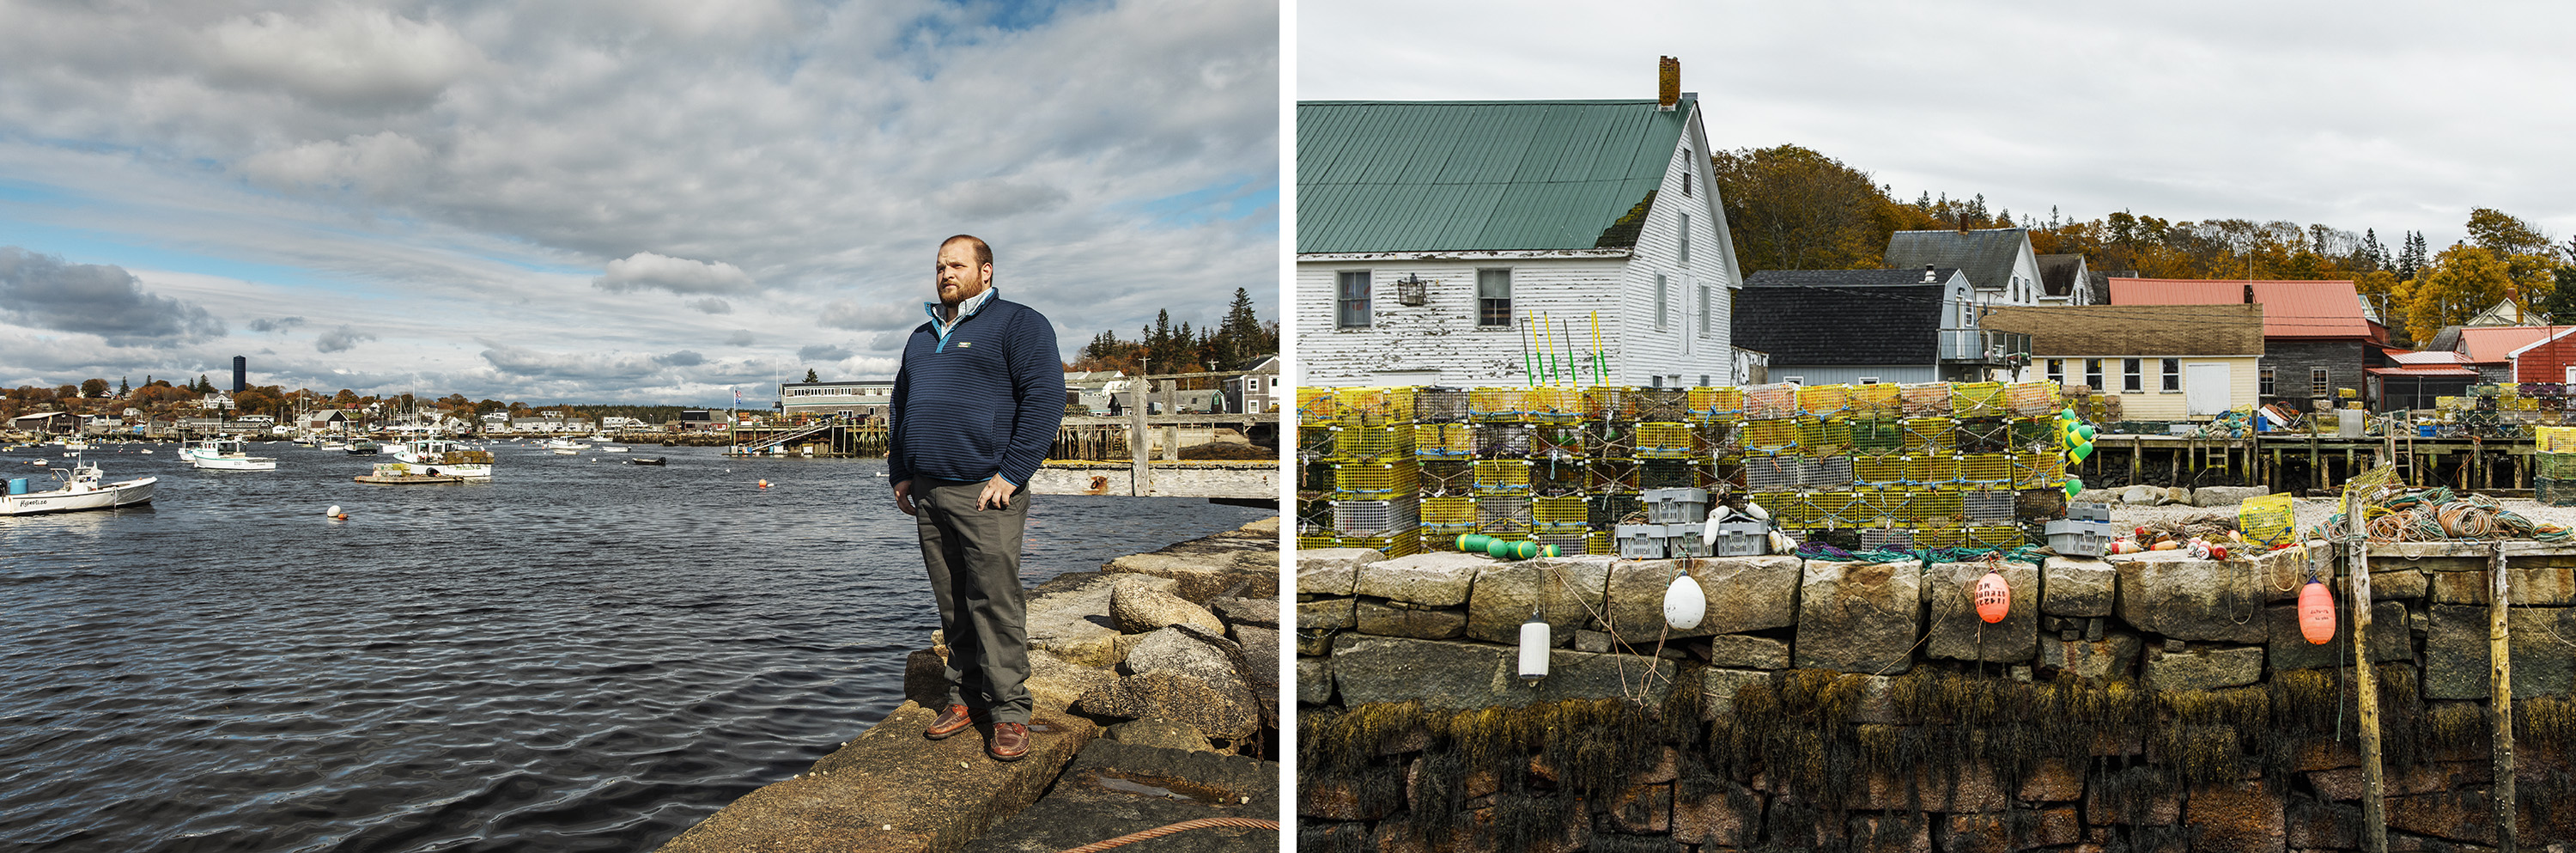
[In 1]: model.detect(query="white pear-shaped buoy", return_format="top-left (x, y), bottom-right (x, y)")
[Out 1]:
top-left (1663, 574), bottom-right (1706, 630)
top-left (1517, 618), bottom-right (1551, 681)
top-left (1743, 500), bottom-right (1770, 521)
top-left (326, 504), bottom-right (341, 517)
top-left (1705, 504), bottom-right (1735, 525)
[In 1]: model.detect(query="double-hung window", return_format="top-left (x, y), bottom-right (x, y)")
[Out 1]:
top-left (2160, 358), bottom-right (2181, 392)
top-left (2084, 359), bottom-right (2104, 391)
top-left (2122, 358), bottom-right (2143, 393)
top-left (1477, 269), bottom-right (1511, 327)
top-left (1336, 271), bottom-right (1370, 328)
top-left (1655, 274), bottom-right (1670, 328)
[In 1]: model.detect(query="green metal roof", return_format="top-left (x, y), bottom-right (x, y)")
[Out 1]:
top-left (1297, 100), bottom-right (1692, 254)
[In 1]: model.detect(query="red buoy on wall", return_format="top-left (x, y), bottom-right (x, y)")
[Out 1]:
top-left (2299, 578), bottom-right (2336, 645)
top-left (1973, 570), bottom-right (2010, 624)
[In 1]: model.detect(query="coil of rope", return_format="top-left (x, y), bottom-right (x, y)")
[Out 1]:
top-left (1053, 818), bottom-right (1281, 853)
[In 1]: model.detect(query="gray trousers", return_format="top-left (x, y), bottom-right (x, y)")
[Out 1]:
top-left (914, 477), bottom-right (1032, 724)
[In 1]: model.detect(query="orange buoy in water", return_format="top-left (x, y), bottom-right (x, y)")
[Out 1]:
top-left (2299, 577), bottom-right (2336, 644)
top-left (1973, 570), bottom-right (2010, 624)
top-left (757, 479), bottom-right (770, 489)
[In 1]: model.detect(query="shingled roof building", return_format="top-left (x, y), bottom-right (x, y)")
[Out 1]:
top-left (1984, 303), bottom-right (2265, 420)
top-left (1731, 267), bottom-right (2024, 385)
top-left (1295, 60), bottom-right (1747, 387)
top-left (1884, 227), bottom-right (2044, 307)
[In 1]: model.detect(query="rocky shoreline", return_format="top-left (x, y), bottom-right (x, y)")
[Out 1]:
top-left (653, 517), bottom-right (1283, 853)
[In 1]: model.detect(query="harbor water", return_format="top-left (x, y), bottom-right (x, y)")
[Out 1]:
top-left (0, 442), bottom-right (1274, 852)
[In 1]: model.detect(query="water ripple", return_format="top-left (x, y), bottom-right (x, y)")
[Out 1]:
top-left (0, 444), bottom-right (1270, 851)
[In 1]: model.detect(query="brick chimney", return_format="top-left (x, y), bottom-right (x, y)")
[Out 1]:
top-left (1658, 57), bottom-right (1680, 111)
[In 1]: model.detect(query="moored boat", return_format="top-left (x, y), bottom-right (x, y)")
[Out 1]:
top-left (387, 439), bottom-right (495, 478)
top-left (345, 439), bottom-right (381, 456)
top-left (182, 437), bottom-right (278, 471)
top-left (1, 456), bottom-right (155, 515)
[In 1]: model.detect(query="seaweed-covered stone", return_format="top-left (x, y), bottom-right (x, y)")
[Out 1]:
top-left (2142, 644), bottom-right (2263, 691)
top-left (2423, 604), bottom-right (2576, 699)
top-left (2265, 600), bottom-right (2408, 671)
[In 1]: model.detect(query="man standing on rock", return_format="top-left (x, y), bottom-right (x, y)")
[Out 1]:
top-left (890, 234), bottom-right (1066, 762)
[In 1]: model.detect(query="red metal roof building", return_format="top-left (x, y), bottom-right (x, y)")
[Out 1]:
top-left (2107, 278), bottom-right (2385, 409)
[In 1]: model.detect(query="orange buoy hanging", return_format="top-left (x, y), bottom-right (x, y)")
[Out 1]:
top-left (1973, 570), bottom-right (2010, 624)
top-left (2298, 576), bottom-right (2336, 645)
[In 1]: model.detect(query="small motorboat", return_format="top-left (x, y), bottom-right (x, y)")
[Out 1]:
top-left (627, 456), bottom-right (667, 466)
top-left (2, 455), bottom-right (155, 515)
top-left (181, 437), bottom-right (277, 471)
top-left (346, 440), bottom-right (381, 456)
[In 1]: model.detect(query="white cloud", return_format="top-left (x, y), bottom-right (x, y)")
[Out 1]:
top-left (0, 0), bottom-right (1279, 400)
top-left (798, 344), bottom-right (852, 362)
top-left (593, 252), bottom-right (756, 296)
top-left (202, 4), bottom-right (483, 110)
top-left (819, 299), bottom-right (919, 331)
top-left (0, 247), bottom-right (228, 346)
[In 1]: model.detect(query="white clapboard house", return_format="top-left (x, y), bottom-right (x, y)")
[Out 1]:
top-left (1295, 60), bottom-right (1746, 388)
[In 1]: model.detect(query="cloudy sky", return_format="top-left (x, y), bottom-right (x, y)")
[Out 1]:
top-left (1298, 0), bottom-right (2576, 257)
top-left (0, 0), bottom-right (1275, 404)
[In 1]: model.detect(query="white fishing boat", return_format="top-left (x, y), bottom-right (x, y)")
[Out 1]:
top-left (182, 437), bottom-right (278, 471)
top-left (541, 438), bottom-right (591, 451)
top-left (387, 438), bottom-right (495, 479)
top-left (58, 437), bottom-right (89, 452)
top-left (601, 444), bottom-right (629, 453)
top-left (2, 455), bottom-right (155, 515)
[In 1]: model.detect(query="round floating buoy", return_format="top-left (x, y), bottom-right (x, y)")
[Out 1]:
top-left (1973, 570), bottom-right (2011, 624)
top-left (326, 504), bottom-right (340, 516)
top-left (1517, 618), bottom-right (1551, 681)
top-left (2299, 577), bottom-right (2336, 645)
top-left (1663, 573), bottom-right (1706, 630)
top-left (757, 479), bottom-right (769, 489)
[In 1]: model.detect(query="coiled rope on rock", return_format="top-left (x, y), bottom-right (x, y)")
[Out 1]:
top-left (1053, 818), bottom-right (1282, 853)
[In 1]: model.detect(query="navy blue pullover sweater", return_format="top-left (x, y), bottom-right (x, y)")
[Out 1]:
top-left (887, 293), bottom-right (1064, 488)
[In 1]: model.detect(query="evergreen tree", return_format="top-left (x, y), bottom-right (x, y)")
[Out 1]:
top-left (2398, 231), bottom-right (2429, 282)
top-left (803, 368), bottom-right (819, 383)
top-left (2360, 228), bottom-right (2387, 272)
top-left (118, 377), bottom-right (130, 397)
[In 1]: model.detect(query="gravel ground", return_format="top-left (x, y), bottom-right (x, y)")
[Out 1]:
top-left (2111, 495), bottom-right (2576, 537)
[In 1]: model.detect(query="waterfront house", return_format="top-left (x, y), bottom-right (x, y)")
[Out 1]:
top-left (2108, 278), bottom-right (2385, 409)
top-left (2500, 326), bottom-right (2576, 384)
top-left (1295, 58), bottom-right (1747, 388)
top-left (1983, 303), bottom-right (2263, 420)
top-left (2035, 253), bottom-right (2095, 306)
top-left (2367, 347), bottom-right (2479, 411)
top-left (778, 380), bottom-right (894, 422)
top-left (1222, 356), bottom-right (1281, 414)
top-left (1731, 266), bottom-right (2024, 385)
top-left (1884, 227), bottom-right (2045, 308)
top-left (10, 411), bottom-right (75, 436)
top-left (2421, 325), bottom-right (2573, 384)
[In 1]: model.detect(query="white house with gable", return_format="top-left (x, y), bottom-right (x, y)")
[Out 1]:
top-left (1295, 59), bottom-right (1746, 388)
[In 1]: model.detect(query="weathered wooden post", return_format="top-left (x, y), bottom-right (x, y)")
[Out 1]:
top-left (1127, 377), bottom-right (1149, 497)
top-left (2349, 482), bottom-right (2387, 853)
top-left (2492, 543), bottom-right (2518, 853)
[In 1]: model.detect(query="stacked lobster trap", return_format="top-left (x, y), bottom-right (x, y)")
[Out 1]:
top-left (1296, 381), bottom-right (2078, 556)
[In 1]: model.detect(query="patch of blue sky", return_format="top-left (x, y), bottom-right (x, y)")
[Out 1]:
top-left (938, 0), bottom-right (1096, 34)
top-left (0, 219), bottom-right (332, 290)
top-left (1127, 174), bottom-right (1278, 231)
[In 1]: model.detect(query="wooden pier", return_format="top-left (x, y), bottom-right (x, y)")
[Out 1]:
top-left (719, 370), bottom-right (1285, 503)
top-left (2072, 429), bottom-right (2547, 497)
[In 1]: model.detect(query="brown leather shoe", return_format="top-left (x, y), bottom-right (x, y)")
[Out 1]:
top-left (925, 704), bottom-right (973, 740)
top-left (987, 722), bottom-right (1030, 761)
